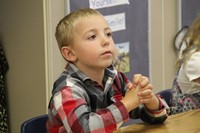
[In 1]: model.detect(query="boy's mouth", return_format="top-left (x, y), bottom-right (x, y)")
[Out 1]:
top-left (101, 50), bottom-right (112, 55)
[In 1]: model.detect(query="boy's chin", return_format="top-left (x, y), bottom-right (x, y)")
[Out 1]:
top-left (104, 62), bottom-right (113, 68)
top-left (100, 59), bottom-right (114, 68)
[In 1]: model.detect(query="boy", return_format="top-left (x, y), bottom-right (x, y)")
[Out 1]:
top-left (46, 8), bottom-right (169, 133)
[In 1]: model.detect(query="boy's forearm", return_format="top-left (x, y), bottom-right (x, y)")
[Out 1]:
top-left (144, 95), bottom-right (160, 111)
top-left (121, 98), bottom-right (139, 112)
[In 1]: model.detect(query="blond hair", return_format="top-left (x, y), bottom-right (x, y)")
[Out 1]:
top-left (55, 8), bottom-right (102, 50)
top-left (177, 14), bottom-right (200, 68)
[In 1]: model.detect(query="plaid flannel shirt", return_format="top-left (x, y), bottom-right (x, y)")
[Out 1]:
top-left (46, 63), bottom-right (168, 133)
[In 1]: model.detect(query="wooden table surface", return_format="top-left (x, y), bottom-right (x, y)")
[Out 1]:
top-left (114, 109), bottom-right (200, 133)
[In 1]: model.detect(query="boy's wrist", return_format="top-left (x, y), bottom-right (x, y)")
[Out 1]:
top-left (121, 99), bottom-right (139, 112)
top-left (144, 95), bottom-right (160, 111)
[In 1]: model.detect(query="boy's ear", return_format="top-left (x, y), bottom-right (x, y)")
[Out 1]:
top-left (61, 46), bottom-right (77, 62)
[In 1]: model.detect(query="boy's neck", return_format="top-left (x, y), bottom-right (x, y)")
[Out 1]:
top-left (89, 71), bottom-right (104, 86)
top-left (75, 64), bottom-right (105, 86)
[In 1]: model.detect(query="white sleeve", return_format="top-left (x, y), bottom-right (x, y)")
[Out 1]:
top-left (185, 52), bottom-right (200, 81)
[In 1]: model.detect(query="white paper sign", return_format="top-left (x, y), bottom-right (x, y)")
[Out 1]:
top-left (89, 0), bottom-right (130, 9)
top-left (104, 13), bottom-right (126, 32)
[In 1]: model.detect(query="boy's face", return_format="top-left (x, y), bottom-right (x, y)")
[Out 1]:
top-left (71, 15), bottom-right (116, 70)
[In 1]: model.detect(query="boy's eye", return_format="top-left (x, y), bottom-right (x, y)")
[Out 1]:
top-left (88, 35), bottom-right (96, 40)
top-left (106, 32), bottom-right (112, 37)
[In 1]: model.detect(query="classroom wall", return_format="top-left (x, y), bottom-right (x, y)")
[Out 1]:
top-left (0, 0), bottom-right (177, 132)
top-left (0, 0), bottom-right (48, 133)
top-left (150, 0), bottom-right (177, 92)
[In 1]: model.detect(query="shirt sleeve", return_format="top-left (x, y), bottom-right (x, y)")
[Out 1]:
top-left (185, 52), bottom-right (200, 81)
top-left (144, 97), bottom-right (169, 116)
top-left (50, 86), bottom-right (129, 133)
top-left (138, 97), bottom-right (169, 124)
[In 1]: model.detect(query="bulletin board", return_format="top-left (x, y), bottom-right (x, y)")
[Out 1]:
top-left (66, 0), bottom-right (149, 80)
top-left (179, 0), bottom-right (200, 27)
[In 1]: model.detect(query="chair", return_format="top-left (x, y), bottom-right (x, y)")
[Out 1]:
top-left (156, 89), bottom-right (173, 107)
top-left (20, 114), bottom-right (48, 133)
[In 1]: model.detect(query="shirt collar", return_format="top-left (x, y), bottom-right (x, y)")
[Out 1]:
top-left (65, 63), bottom-right (117, 82)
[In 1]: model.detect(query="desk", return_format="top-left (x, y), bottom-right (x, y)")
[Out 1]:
top-left (114, 109), bottom-right (200, 133)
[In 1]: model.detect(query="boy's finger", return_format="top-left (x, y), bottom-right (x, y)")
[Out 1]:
top-left (133, 74), bottom-right (142, 85)
top-left (138, 89), bottom-right (153, 97)
top-left (139, 84), bottom-right (153, 91)
top-left (139, 77), bottom-right (149, 87)
top-left (127, 82), bottom-right (133, 90)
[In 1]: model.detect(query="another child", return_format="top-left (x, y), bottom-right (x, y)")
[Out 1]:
top-left (170, 14), bottom-right (200, 115)
top-left (46, 8), bottom-right (169, 133)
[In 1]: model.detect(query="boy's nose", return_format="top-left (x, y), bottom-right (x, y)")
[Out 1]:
top-left (101, 36), bottom-right (109, 47)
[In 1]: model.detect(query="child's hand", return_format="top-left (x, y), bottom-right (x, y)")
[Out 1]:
top-left (136, 75), bottom-right (154, 104)
top-left (130, 74), bottom-right (155, 104)
top-left (121, 74), bottom-right (142, 112)
top-left (136, 75), bottom-right (160, 110)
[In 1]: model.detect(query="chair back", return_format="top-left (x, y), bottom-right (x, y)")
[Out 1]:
top-left (156, 89), bottom-right (173, 107)
top-left (20, 114), bottom-right (48, 133)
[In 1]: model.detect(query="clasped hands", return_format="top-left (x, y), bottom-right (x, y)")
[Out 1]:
top-left (121, 74), bottom-right (159, 112)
